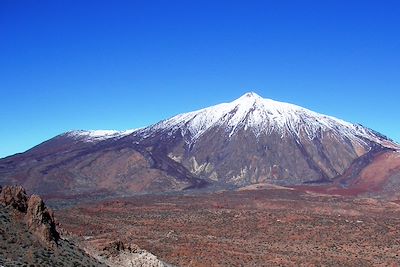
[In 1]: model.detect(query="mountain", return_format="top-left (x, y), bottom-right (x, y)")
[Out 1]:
top-left (1, 92), bottom-right (399, 197)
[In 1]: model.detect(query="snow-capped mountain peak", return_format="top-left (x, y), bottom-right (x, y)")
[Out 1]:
top-left (146, 92), bottom-right (395, 148)
top-left (234, 91), bottom-right (263, 102)
top-left (57, 92), bottom-right (397, 151)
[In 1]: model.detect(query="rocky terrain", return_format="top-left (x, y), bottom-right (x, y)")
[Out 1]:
top-left (77, 239), bottom-right (172, 267)
top-left (0, 185), bottom-right (169, 267)
top-left (0, 185), bottom-right (106, 266)
top-left (0, 93), bottom-right (399, 198)
top-left (58, 187), bottom-right (400, 266)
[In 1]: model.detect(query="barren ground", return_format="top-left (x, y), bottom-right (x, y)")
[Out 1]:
top-left (57, 188), bottom-right (400, 266)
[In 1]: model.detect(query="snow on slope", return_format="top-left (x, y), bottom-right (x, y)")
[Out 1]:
top-left (145, 92), bottom-right (396, 148)
top-left (64, 129), bottom-right (136, 142)
top-left (60, 92), bottom-right (398, 150)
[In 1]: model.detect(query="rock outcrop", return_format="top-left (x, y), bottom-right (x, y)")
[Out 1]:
top-left (0, 186), bottom-right (106, 266)
top-left (98, 240), bottom-right (171, 267)
top-left (101, 240), bottom-right (139, 257)
top-left (0, 185), bottom-right (28, 212)
top-left (0, 185), bottom-right (59, 248)
top-left (26, 194), bottom-right (60, 248)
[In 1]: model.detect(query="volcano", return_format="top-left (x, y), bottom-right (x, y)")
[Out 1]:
top-left (1, 92), bottom-right (399, 197)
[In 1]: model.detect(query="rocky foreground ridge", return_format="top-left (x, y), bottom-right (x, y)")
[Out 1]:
top-left (0, 185), bottom-right (171, 267)
top-left (0, 185), bottom-right (60, 248)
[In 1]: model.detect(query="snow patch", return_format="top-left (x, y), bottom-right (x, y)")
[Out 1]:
top-left (65, 129), bottom-right (136, 142)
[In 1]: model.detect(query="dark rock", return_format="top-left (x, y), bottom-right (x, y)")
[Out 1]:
top-left (0, 185), bottom-right (28, 212)
top-left (101, 240), bottom-right (139, 257)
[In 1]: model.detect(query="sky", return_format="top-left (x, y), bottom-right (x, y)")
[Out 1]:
top-left (0, 1), bottom-right (399, 158)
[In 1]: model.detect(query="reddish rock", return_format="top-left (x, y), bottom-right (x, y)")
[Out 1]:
top-left (0, 185), bottom-right (28, 212)
top-left (26, 194), bottom-right (60, 247)
top-left (0, 185), bottom-right (60, 247)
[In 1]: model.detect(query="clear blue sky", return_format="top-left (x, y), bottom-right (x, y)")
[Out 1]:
top-left (1, 1), bottom-right (399, 158)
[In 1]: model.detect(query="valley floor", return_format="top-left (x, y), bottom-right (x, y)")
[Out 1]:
top-left (57, 188), bottom-right (400, 266)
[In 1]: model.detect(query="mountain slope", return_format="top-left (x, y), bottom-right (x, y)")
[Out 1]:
top-left (128, 92), bottom-right (398, 186)
top-left (0, 92), bottom-right (398, 196)
top-left (0, 132), bottom-right (206, 196)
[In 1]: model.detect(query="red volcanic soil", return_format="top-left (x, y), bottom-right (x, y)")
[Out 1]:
top-left (57, 189), bottom-right (400, 266)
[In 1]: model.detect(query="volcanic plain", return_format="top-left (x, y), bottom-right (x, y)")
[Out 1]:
top-left (56, 187), bottom-right (400, 266)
